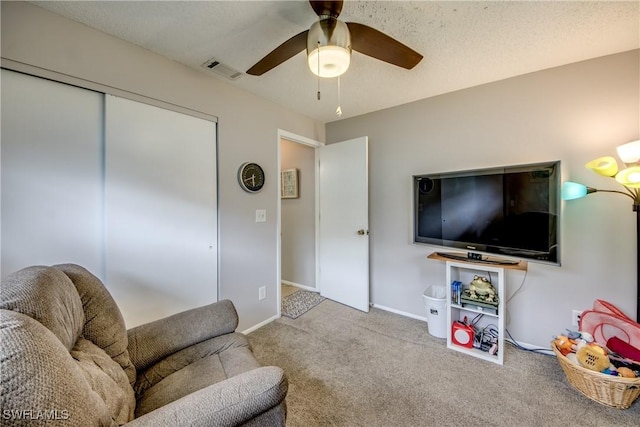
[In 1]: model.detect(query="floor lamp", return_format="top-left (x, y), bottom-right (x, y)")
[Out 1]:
top-left (562, 139), bottom-right (640, 322)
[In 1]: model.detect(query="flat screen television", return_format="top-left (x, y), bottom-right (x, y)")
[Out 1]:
top-left (413, 161), bottom-right (560, 264)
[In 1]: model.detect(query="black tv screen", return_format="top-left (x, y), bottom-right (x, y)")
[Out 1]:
top-left (413, 161), bottom-right (560, 264)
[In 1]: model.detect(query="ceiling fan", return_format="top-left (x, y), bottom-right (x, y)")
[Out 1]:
top-left (246, 0), bottom-right (423, 78)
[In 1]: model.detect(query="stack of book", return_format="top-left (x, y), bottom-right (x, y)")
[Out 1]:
top-left (450, 280), bottom-right (462, 305)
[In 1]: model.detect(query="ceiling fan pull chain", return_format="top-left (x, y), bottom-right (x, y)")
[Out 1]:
top-left (336, 76), bottom-right (342, 117)
top-left (317, 41), bottom-right (321, 100)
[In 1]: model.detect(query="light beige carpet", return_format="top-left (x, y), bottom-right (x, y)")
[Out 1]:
top-left (249, 299), bottom-right (640, 426)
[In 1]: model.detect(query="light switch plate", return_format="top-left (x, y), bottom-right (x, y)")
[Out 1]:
top-left (255, 209), bottom-right (266, 223)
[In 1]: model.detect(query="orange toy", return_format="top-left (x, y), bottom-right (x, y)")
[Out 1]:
top-left (554, 335), bottom-right (574, 356)
top-left (617, 367), bottom-right (637, 378)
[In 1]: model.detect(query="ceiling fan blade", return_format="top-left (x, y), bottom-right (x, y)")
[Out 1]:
top-left (347, 22), bottom-right (423, 70)
top-left (309, 0), bottom-right (343, 18)
top-left (246, 30), bottom-right (309, 76)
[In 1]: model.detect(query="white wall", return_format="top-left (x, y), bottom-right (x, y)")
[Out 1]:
top-left (326, 50), bottom-right (640, 347)
top-left (1, 1), bottom-right (325, 331)
top-left (280, 139), bottom-right (316, 289)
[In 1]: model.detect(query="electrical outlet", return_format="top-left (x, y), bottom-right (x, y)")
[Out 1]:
top-left (571, 310), bottom-right (583, 327)
top-left (259, 286), bottom-right (266, 300)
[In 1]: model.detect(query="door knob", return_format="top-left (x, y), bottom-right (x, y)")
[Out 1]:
top-left (357, 229), bottom-right (369, 235)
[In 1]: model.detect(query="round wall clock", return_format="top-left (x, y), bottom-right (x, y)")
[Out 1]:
top-left (237, 162), bottom-right (265, 193)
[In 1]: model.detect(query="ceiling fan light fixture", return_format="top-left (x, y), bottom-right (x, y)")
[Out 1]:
top-left (307, 18), bottom-right (351, 78)
top-left (308, 45), bottom-right (351, 78)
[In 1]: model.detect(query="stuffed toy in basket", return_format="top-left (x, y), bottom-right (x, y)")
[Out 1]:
top-left (552, 300), bottom-right (640, 409)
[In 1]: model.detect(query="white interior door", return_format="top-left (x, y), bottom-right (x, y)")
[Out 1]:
top-left (318, 137), bottom-right (369, 312)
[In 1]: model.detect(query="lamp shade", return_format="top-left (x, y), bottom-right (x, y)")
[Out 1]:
top-left (585, 156), bottom-right (618, 177)
top-left (562, 181), bottom-right (589, 200)
top-left (307, 18), bottom-right (351, 78)
top-left (615, 166), bottom-right (640, 188)
top-left (617, 139), bottom-right (640, 164)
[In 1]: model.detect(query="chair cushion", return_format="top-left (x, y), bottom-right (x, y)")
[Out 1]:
top-left (56, 263), bottom-right (136, 385)
top-left (0, 310), bottom-right (116, 426)
top-left (0, 266), bottom-right (84, 351)
top-left (71, 337), bottom-right (136, 424)
top-left (1, 266), bottom-right (136, 425)
top-left (127, 300), bottom-right (239, 373)
top-left (135, 333), bottom-right (260, 417)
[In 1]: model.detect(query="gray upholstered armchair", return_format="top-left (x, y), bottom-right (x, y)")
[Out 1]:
top-left (0, 264), bottom-right (287, 426)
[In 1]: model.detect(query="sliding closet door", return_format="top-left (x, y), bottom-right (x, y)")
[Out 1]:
top-left (105, 95), bottom-right (217, 327)
top-left (1, 69), bottom-right (103, 278)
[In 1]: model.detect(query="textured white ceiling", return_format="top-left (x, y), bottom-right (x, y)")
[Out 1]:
top-left (31, 1), bottom-right (639, 123)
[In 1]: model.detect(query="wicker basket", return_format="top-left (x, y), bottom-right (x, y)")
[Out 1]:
top-left (551, 342), bottom-right (640, 409)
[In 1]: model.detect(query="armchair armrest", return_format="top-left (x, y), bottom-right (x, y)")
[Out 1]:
top-left (127, 299), bottom-right (238, 372)
top-left (125, 366), bottom-right (287, 427)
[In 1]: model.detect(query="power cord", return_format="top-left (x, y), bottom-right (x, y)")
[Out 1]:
top-left (471, 272), bottom-right (552, 356)
top-left (505, 269), bottom-right (528, 326)
top-left (469, 316), bottom-right (500, 353)
top-left (506, 269), bottom-right (528, 303)
top-left (505, 328), bottom-right (554, 356)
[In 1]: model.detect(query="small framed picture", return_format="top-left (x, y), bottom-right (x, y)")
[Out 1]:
top-left (281, 168), bottom-right (298, 199)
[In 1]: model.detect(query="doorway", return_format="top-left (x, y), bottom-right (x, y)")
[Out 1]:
top-left (277, 131), bottom-right (370, 316)
top-left (277, 131), bottom-right (321, 314)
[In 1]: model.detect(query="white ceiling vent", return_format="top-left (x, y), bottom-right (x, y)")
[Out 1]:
top-left (201, 58), bottom-right (243, 80)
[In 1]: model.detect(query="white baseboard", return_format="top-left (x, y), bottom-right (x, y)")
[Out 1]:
top-left (505, 337), bottom-right (552, 351)
top-left (242, 314), bottom-right (280, 335)
top-left (372, 303), bottom-right (428, 323)
top-left (281, 280), bottom-right (317, 293)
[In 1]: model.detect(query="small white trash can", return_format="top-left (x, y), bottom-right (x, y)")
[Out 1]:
top-left (423, 285), bottom-right (447, 338)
